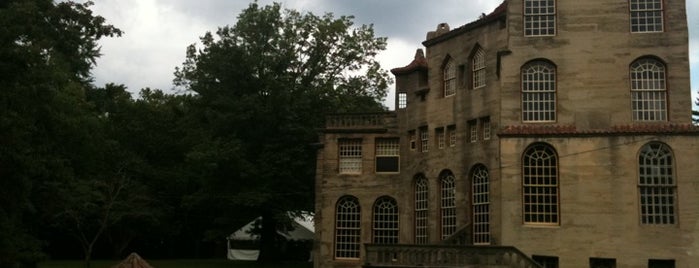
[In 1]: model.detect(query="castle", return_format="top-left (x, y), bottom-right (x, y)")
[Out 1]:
top-left (313, 1), bottom-right (699, 267)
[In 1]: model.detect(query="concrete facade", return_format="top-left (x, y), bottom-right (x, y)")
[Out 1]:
top-left (314, 1), bottom-right (699, 267)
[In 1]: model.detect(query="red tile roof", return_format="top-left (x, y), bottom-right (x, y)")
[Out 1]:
top-left (390, 48), bottom-right (428, 75)
top-left (499, 123), bottom-right (699, 137)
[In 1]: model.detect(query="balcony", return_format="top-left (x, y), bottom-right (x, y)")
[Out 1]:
top-left (325, 112), bottom-right (397, 132)
top-left (364, 244), bottom-right (541, 268)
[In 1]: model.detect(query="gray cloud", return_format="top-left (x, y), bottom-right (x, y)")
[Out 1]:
top-left (87, 0), bottom-right (699, 110)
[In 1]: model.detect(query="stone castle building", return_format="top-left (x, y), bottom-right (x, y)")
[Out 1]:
top-left (313, 1), bottom-right (699, 267)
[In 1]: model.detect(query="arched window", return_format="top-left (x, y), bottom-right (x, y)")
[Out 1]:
top-left (522, 143), bottom-right (559, 225)
top-left (373, 196), bottom-right (399, 244)
top-left (440, 171), bottom-right (457, 239)
top-left (638, 142), bottom-right (676, 224)
top-left (521, 60), bottom-right (556, 122)
top-left (471, 164), bottom-right (490, 245)
top-left (335, 196), bottom-right (361, 259)
top-left (630, 58), bottom-right (667, 121)
top-left (472, 48), bottom-right (486, 89)
top-left (414, 174), bottom-right (429, 244)
top-left (444, 59), bottom-right (456, 97)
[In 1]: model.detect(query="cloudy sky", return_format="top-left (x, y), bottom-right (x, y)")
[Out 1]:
top-left (87, 0), bottom-right (699, 110)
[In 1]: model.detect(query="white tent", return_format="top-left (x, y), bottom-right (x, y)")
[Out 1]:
top-left (226, 212), bottom-right (314, 261)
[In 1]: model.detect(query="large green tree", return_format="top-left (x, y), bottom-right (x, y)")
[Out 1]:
top-left (692, 91), bottom-right (698, 124)
top-left (174, 2), bottom-right (391, 261)
top-left (0, 0), bottom-right (121, 266)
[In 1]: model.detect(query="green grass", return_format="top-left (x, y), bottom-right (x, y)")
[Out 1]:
top-left (38, 259), bottom-right (313, 268)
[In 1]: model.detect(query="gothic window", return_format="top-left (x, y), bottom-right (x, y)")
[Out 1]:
top-left (473, 48), bottom-right (486, 89)
top-left (444, 59), bottom-right (456, 97)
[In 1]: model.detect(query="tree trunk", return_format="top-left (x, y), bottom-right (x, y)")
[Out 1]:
top-left (256, 210), bottom-right (280, 262)
top-left (83, 245), bottom-right (93, 268)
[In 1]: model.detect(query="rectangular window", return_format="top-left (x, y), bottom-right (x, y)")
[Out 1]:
top-left (375, 138), bottom-right (399, 173)
top-left (409, 130), bottom-right (416, 151)
top-left (630, 0), bottom-right (663, 33)
top-left (468, 120), bottom-right (478, 143)
top-left (590, 258), bottom-right (616, 268)
top-left (398, 92), bottom-right (407, 109)
top-left (524, 0), bottom-right (556, 36)
top-left (338, 139), bottom-right (362, 174)
top-left (648, 259), bottom-right (675, 268)
top-left (447, 125), bottom-right (456, 147)
top-left (420, 127), bottom-right (429, 152)
top-left (533, 255), bottom-right (559, 268)
top-left (482, 117), bottom-right (491, 140)
top-left (436, 127), bottom-right (445, 149)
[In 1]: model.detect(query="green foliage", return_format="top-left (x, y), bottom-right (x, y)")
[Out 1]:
top-left (39, 259), bottom-right (313, 268)
top-left (173, 2), bottom-right (391, 260)
top-left (692, 91), bottom-right (698, 125)
top-left (0, 0), bottom-right (121, 266)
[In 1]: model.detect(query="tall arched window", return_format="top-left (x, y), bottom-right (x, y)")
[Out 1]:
top-left (638, 142), bottom-right (676, 224)
top-left (444, 59), bottom-right (456, 97)
top-left (414, 174), bottom-right (429, 244)
top-left (630, 58), bottom-right (667, 121)
top-left (335, 196), bottom-right (361, 259)
top-left (471, 164), bottom-right (490, 245)
top-left (440, 171), bottom-right (457, 239)
top-left (472, 48), bottom-right (486, 89)
top-left (522, 60), bottom-right (556, 122)
top-left (522, 143), bottom-right (559, 225)
top-left (372, 196), bottom-right (399, 244)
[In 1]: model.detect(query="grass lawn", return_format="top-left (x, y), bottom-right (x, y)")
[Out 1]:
top-left (38, 259), bottom-right (313, 268)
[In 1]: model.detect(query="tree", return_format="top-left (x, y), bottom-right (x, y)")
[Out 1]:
top-left (692, 91), bottom-right (698, 125)
top-left (0, 0), bottom-right (120, 266)
top-left (173, 2), bottom-right (391, 261)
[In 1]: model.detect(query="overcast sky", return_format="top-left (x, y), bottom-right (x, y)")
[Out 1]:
top-left (87, 0), bottom-right (699, 110)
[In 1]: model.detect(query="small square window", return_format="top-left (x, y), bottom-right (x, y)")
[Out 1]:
top-left (590, 257), bottom-right (616, 268)
top-left (648, 259), bottom-right (675, 268)
top-left (532, 255), bottom-right (559, 268)
top-left (398, 92), bottom-right (407, 109)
